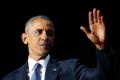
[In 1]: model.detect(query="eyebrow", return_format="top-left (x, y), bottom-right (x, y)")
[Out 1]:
top-left (33, 29), bottom-right (54, 35)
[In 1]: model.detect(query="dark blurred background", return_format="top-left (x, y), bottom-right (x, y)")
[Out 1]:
top-left (0, 0), bottom-right (120, 80)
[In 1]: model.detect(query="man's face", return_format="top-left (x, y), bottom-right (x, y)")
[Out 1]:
top-left (22, 18), bottom-right (54, 57)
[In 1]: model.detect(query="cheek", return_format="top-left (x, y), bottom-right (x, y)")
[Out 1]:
top-left (28, 37), bottom-right (37, 46)
top-left (49, 38), bottom-right (54, 45)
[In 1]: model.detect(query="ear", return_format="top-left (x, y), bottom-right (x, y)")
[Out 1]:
top-left (21, 33), bottom-right (28, 44)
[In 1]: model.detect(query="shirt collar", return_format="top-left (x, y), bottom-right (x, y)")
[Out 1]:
top-left (28, 54), bottom-right (50, 72)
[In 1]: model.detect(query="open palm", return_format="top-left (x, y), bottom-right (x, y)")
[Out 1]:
top-left (80, 8), bottom-right (106, 49)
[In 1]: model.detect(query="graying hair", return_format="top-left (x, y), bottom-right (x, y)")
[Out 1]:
top-left (25, 15), bottom-right (54, 33)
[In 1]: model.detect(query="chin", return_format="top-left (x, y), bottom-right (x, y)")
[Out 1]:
top-left (39, 49), bottom-right (49, 55)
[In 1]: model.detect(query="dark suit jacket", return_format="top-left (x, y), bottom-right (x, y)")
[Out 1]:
top-left (2, 47), bottom-right (113, 80)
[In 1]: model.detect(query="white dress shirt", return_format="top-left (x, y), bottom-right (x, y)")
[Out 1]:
top-left (28, 54), bottom-right (50, 80)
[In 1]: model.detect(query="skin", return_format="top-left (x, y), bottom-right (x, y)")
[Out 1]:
top-left (22, 8), bottom-right (106, 61)
top-left (80, 8), bottom-right (106, 50)
top-left (21, 18), bottom-right (54, 61)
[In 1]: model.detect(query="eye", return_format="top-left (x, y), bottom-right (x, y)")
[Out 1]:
top-left (46, 30), bottom-right (54, 36)
top-left (34, 29), bottom-right (43, 35)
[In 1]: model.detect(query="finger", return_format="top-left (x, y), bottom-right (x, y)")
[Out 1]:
top-left (93, 8), bottom-right (97, 23)
top-left (89, 11), bottom-right (93, 25)
top-left (101, 16), bottom-right (105, 27)
top-left (80, 26), bottom-right (90, 36)
top-left (101, 16), bottom-right (104, 23)
top-left (97, 10), bottom-right (101, 23)
top-left (89, 11), bottom-right (94, 31)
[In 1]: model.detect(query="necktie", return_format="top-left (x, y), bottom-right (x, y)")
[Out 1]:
top-left (31, 63), bottom-right (42, 80)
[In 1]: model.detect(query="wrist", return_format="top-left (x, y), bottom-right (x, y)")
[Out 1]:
top-left (95, 43), bottom-right (105, 50)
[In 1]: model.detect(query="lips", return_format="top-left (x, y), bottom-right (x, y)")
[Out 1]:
top-left (40, 44), bottom-right (48, 46)
top-left (38, 42), bottom-right (50, 49)
top-left (38, 40), bottom-right (51, 49)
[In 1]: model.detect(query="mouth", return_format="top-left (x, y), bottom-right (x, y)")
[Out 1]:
top-left (39, 43), bottom-right (49, 49)
top-left (40, 44), bottom-right (47, 46)
top-left (38, 40), bottom-right (51, 50)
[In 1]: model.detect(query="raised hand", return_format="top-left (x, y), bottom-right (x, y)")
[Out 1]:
top-left (80, 8), bottom-right (106, 50)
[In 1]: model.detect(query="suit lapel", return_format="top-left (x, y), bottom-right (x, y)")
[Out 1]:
top-left (15, 62), bottom-right (29, 80)
top-left (14, 57), bottom-right (61, 80)
top-left (45, 57), bottom-right (61, 80)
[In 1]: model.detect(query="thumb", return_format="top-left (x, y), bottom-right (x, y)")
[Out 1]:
top-left (80, 26), bottom-right (90, 36)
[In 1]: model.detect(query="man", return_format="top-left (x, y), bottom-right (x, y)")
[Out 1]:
top-left (2, 8), bottom-right (113, 80)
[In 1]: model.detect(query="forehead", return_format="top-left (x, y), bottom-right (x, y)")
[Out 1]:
top-left (29, 18), bottom-right (54, 31)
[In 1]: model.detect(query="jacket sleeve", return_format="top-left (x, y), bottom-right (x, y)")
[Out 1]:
top-left (74, 43), bottom-right (115, 80)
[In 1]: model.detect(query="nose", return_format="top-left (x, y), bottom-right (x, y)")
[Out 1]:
top-left (41, 30), bottom-right (48, 40)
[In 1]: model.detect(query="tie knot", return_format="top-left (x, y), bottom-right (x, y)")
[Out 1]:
top-left (34, 63), bottom-right (42, 71)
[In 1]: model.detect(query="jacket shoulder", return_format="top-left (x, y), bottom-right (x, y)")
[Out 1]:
top-left (1, 69), bottom-right (18, 80)
top-left (57, 58), bottom-right (81, 69)
top-left (1, 62), bottom-right (28, 80)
